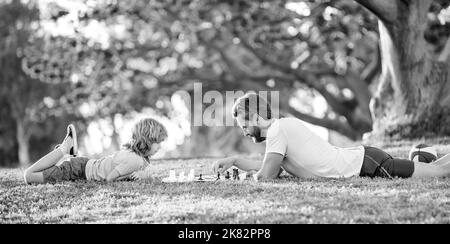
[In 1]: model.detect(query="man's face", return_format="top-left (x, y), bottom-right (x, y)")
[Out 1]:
top-left (236, 114), bottom-right (266, 143)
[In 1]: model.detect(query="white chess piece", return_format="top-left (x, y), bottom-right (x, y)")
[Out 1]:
top-left (239, 173), bottom-right (247, 181)
top-left (188, 169), bottom-right (195, 181)
top-left (178, 171), bottom-right (186, 182)
top-left (169, 170), bottom-right (177, 182)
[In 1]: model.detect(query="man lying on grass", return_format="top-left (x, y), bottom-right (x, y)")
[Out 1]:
top-left (23, 118), bottom-right (167, 184)
top-left (213, 93), bottom-right (450, 181)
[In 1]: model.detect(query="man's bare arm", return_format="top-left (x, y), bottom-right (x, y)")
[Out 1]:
top-left (233, 157), bottom-right (263, 172)
top-left (213, 156), bottom-right (262, 174)
top-left (254, 153), bottom-right (285, 181)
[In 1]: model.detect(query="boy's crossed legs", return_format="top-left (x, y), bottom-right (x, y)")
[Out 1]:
top-left (24, 125), bottom-right (80, 184)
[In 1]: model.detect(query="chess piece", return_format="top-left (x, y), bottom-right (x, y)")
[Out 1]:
top-left (198, 174), bottom-right (204, 181)
top-left (233, 169), bottom-right (239, 180)
top-left (225, 171), bottom-right (231, 180)
top-left (178, 171), bottom-right (185, 182)
top-left (239, 172), bottom-right (247, 181)
top-left (188, 169), bottom-right (195, 181)
top-left (169, 170), bottom-right (177, 182)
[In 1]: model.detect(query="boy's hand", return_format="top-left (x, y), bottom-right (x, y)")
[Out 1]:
top-left (116, 174), bottom-right (132, 181)
top-left (130, 170), bottom-right (158, 182)
top-left (130, 171), bottom-right (145, 181)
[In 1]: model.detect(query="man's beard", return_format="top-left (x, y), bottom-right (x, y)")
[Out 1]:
top-left (250, 127), bottom-right (266, 143)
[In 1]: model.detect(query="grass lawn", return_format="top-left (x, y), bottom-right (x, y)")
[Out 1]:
top-left (1, 142), bottom-right (450, 224)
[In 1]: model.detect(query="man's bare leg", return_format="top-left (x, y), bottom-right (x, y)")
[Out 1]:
top-left (431, 153), bottom-right (450, 166)
top-left (412, 162), bottom-right (450, 178)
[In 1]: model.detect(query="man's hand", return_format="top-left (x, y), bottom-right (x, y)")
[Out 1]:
top-left (212, 156), bottom-right (237, 174)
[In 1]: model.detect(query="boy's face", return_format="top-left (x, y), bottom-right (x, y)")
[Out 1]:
top-left (147, 143), bottom-right (161, 156)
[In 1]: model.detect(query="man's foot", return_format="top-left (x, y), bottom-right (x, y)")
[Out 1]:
top-left (58, 124), bottom-right (78, 157)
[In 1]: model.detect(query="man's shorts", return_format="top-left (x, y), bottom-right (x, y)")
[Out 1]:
top-left (42, 157), bottom-right (89, 183)
top-left (360, 146), bottom-right (415, 179)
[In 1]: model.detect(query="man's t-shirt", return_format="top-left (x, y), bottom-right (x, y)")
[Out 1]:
top-left (266, 118), bottom-right (365, 178)
top-left (85, 150), bottom-right (148, 181)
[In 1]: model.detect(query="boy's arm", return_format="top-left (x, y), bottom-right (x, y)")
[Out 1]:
top-left (106, 161), bottom-right (144, 182)
top-left (106, 169), bottom-right (122, 182)
top-left (234, 157), bottom-right (263, 172)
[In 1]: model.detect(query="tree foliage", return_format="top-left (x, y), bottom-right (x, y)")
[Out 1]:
top-left (0, 0), bottom-right (85, 166)
top-left (2, 0), bottom-right (449, 165)
top-left (21, 0), bottom-right (383, 140)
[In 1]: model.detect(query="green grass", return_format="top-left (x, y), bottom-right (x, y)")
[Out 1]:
top-left (1, 144), bottom-right (450, 224)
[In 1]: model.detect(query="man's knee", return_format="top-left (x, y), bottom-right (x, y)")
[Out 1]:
top-left (23, 169), bottom-right (31, 184)
top-left (412, 163), bottom-right (445, 178)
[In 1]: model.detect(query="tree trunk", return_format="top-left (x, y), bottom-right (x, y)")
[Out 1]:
top-left (369, 1), bottom-right (450, 139)
top-left (16, 119), bottom-right (31, 167)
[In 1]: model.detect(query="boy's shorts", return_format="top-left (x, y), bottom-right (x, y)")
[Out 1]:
top-left (42, 157), bottom-right (89, 183)
top-left (360, 146), bottom-right (415, 179)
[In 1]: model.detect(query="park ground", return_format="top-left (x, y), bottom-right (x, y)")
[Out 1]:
top-left (1, 139), bottom-right (450, 224)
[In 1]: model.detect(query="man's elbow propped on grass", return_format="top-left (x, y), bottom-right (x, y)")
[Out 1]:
top-left (253, 169), bottom-right (282, 182)
top-left (253, 153), bottom-right (284, 182)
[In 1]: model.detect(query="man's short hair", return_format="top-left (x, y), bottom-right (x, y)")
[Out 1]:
top-left (232, 93), bottom-right (272, 121)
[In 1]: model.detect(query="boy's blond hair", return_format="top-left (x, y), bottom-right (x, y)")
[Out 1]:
top-left (123, 118), bottom-right (168, 157)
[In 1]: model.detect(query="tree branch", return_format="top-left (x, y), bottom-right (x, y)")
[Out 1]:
top-left (284, 106), bottom-right (361, 140)
top-left (239, 32), bottom-right (294, 75)
top-left (199, 32), bottom-right (296, 88)
top-left (354, 0), bottom-right (398, 24)
top-left (285, 1), bottom-right (329, 20)
top-left (238, 31), bottom-right (355, 117)
top-left (146, 69), bottom-right (224, 94)
top-left (277, 90), bottom-right (361, 140)
top-left (197, 34), bottom-right (249, 80)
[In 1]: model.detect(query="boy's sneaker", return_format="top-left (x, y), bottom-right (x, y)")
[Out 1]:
top-left (59, 124), bottom-right (78, 157)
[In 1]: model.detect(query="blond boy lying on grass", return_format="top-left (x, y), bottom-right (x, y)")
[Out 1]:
top-left (24, 118), bottom-right (167, 184)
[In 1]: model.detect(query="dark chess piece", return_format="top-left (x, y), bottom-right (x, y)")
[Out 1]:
top-left (233, 169), bottom-right (239, 180)
top-left (198, 174), bottom-right (203, 181)
top-left (225, 171), bottom-right (231, 180)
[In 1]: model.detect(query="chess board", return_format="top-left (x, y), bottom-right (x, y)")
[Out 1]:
top-left (162, 174), bottom-right (219, 183)
top-left (162, 170), bottom-right (248, 183)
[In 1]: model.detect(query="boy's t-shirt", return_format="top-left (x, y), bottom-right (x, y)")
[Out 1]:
top-left (85, 150), bottom-right (148, 181)
top-left (266, 118), bottom-right (365, 178)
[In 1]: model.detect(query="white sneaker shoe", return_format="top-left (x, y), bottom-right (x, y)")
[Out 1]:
top-left (68, 124), bottom-right (78, 157)
top-left (58, 124), bottom-right (78, 157)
